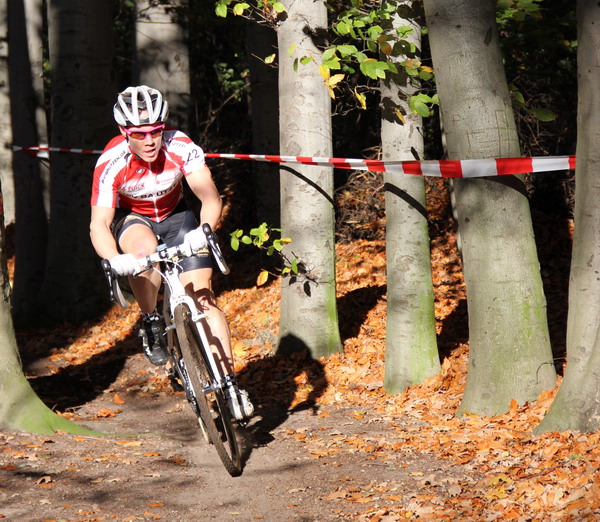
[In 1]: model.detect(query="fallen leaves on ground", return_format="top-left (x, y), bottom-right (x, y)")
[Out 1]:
top-left (7, 211), bottom-right (598, 520)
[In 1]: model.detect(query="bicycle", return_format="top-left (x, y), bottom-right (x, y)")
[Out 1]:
top-left (102, 224), bottom-right (244, 477)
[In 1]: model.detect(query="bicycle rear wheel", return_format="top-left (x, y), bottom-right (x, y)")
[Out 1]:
top-left (173, 304), bottom-right (242, 477)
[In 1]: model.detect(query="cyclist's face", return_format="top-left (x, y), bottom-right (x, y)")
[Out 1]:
top-left (120, 123), bottom-right (163, 163)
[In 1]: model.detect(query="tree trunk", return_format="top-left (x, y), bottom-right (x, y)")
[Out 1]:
top-left (247, 21), bottom-right (280, 228)
top-left (39, 1), bottom-right (115, 322)
top-left (0, 179), bottom-right (93, 434)
top-left (277, 0), bottom-right (342, 358)
top-left (8, 0), bottom-right (50, 325)
top-left (536, 0), bottom-right (600, 433)
top-left (0, 3), bottom-right (14, 225)
top-left (135, 0), bottom-right (191, 131)
top-left (382, 1), bottom-right (439, 393)
top-left (424, 0), bottom-right (556, 416)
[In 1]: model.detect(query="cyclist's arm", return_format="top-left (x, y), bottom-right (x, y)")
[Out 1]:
top-left (90, 206), bottom-right (120, 260)
top-left (185, 166), bottom-right (223, 230)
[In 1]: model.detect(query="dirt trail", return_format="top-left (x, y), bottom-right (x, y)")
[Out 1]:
top-left (1, 354), bottom-right (458, 521)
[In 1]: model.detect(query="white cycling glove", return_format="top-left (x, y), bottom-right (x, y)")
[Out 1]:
top-left (110, 253), bottom-right (139, 276)
top-left (181, 227), bottom-right (207, 256)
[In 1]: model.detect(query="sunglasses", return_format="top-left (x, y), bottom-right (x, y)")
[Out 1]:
top-left (123, 123), bottom-right (165, 140)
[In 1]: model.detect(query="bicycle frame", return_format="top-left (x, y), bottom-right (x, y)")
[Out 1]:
top-left (158, 259), bottom-right (226, 394)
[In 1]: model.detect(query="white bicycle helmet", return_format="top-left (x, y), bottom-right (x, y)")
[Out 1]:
top-left (113, 85), bottom-right (169, 126)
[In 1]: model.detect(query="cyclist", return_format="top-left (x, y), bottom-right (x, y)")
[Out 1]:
top-left (89, 85), bottom-right (253, 420)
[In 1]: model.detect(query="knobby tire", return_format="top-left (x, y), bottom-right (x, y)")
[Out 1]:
top-left (173, 304), bottom-right (242, 477)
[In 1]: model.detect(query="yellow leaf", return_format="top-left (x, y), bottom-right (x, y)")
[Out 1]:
top-left (488, 474), bottom-right (512, 486)
top-left (328, 73), bottom-right (345, 87)
top-left (394, 109), bottom-right (406, 124)
top-left (233, 340), bottom-right (248, 357)
top-left (256, 270), bottom-right (269, 286)
top-left (319, 64), bottom-right (330, 80)
top-left (354, 89), bottom-right (367, 110)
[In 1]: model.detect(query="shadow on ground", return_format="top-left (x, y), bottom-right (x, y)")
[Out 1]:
top-left (337, 284), bottom-right (386, 342)
top-left (236, 335), bottom-right (327, 466)
top-left (25, 330), bottom-right (140, 412)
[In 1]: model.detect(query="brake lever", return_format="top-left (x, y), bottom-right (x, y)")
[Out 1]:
top-left (202, 224), bottom-right (230, 275)
top-left (101, 259), bottom-right (130, 308)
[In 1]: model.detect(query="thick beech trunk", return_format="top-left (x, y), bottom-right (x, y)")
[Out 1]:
top-left (537, 0), bottom-right (600, 433)
top-left (382, 1), bottom-right (439, 393)
top-left (277, 0), bottom-right (342, 358)
top-left (39, 1), bottom-right (115, 322)
top-left (424, 0), bottom-right (555, 415)
top-left (8, 0), bottom-right (50, 325)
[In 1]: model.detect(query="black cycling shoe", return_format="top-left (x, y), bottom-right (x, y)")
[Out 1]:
top-left (139, 313), bottom-right (169, 366)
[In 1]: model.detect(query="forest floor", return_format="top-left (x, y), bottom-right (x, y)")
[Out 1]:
top-left (1, 182), bottom-right (599, 521)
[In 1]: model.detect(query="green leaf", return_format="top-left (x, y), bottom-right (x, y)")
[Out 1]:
top-left (355, 51), bottom-right (368, 63)
top-left (531, 108), bottom-right (556, 122)
top-left (336, 44), bottom-right (359, 57)
top-left (230, 236), bottom-right (240, 251)
top-left (396, 25), bottom-right (414, 39)
top-left (215, 2), bottom-right (228, 17)
top-left (241, 235), bottom-right (252, 245)
top-left (291, 259), bottom-right (299, 274)
top-left (322, 48), bottom-right (338, 62)
top-left (418, 69), bottom-right (433, 81)
top-left (288, 43), bottom-right (297, 57)
top-left (272, 2), bottom-right (286, 12)
top-left (367, 25), bottom-right (383, 39)
top-left (232, 2), bottom-right (249, 15)
top-left (264, 53), bottom-right (276, 64)
top-left (336, 21), bottom-right (350, 35)
top-left (323, 58), bottom-right (342, 70)
top-left (410, 97), bottom-right (429, 117)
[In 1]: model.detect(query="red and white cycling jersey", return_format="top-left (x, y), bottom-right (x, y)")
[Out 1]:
top-left (91, 130), bottom-right (206, 222)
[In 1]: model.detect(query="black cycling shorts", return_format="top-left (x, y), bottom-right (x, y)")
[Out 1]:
top-left (110, 201), bottom-right (212, 272)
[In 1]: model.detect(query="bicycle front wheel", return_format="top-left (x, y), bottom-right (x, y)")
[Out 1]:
top-left (173, 304), bottom-right (242, 477)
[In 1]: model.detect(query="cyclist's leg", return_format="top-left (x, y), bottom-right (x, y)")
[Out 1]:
top-left (179, 267), bottom-right (233, 375)
top-left (117, 221), bottom-right (160, 313)
top-left (113, 213), bottom-right (168, 365)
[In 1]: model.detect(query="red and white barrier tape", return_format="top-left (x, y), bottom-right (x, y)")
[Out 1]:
top-left (13, 145), bottom-right (576, 178)
top-left (205, 153), bottom-right (576, 178)
top-left (12, 145), bottom-right (103, 157)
